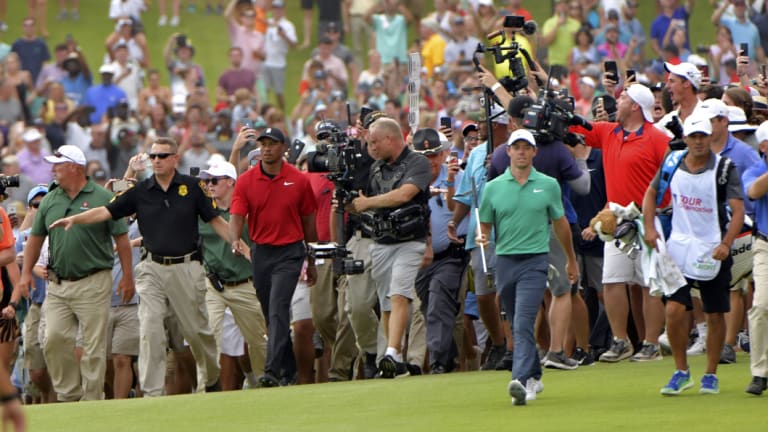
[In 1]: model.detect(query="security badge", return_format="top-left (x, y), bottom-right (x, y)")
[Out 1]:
top-left (179, 185), bottom-right (188, 197)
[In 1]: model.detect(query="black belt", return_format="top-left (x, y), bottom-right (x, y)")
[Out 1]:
top-left (58, 268), bottom-right (109, 282)
top-left (757, 232), bottom-right (768, 243)
top-left (433, 242), bottom-right (468, 261)
top-left (144, 251), bottom-right (202, 265)
top-left (222, 277), bottom-right (252, 287)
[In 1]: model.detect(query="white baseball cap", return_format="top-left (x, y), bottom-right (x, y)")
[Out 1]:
top-left (756, 121), bottom-right (768, 144)
top-left (625, 84), bottom-right (655, 123)
top-left (478, 0), bottom-right (494, 6)
top-left (99, 63), bottom-right (117, 75)
top-left (22, 128), bottom-right (43, 142)
top-left (200, 162), bottom-right (237, 181)
top-left (683, 112), bottom-right (713, 136)
top-left (664, 62), bottom-right (702, 89)
top-left (490, 103), bottom-right (509, 125)
top-left (507, 129), bottom-right (536, 147)
top-left (579, 76), bottom-right (596, 88)
top-left (697, 98), bottom-right (730, 119)
top-left (206, 153), bottom-right (227, 167)
top-left (44, 145), bottom-right (87, 166)
top-left (247, 148), bottom-right (261, 161)
top-left (726, 106), bottom-right (757, 133)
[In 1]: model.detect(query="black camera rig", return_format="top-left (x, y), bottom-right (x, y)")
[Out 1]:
top-left (305, 112), bottom-right (365, 276)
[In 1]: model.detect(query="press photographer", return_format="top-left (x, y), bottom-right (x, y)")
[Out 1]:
top-left (345, 117), bottom-right (431, 379)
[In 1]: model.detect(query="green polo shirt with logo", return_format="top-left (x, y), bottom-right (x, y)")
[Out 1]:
top-left (31, 179), bottom-right (128, 279)
top-left (479, 167), bottom-right (564, 255)
top-left (199, 208), bottom-right (252, 283)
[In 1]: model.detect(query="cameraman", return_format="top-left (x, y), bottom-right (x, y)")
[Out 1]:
top-left (329, 112), bottom-right (383, 379)
top-left (480, 68), bottom-right (592, 370)
top-left (347, 117), bottom-right (431, 378)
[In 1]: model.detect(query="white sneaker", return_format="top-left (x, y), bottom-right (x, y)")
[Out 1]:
top-left (659, 332), bottom-right (670, 351)
top-left (686, 337), bottom-right (706, 356)
top-left (525, 378), bottom-right (543, 401)
top-left (158, 15), bottom-right (167, 26)
top-left (508, 379), bottom-right (527, 406)
top-left (170, 15), bottom-right (180, 27)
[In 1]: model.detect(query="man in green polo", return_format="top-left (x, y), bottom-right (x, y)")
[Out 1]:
top-left (477, 129), bottom-right (578, 406)
top-left (199, 162), bottom-right (267, 390)
top-left (18, 145), bottom-right (134, 402)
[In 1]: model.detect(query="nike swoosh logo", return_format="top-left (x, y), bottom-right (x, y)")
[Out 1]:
top-left (588, 168), bottom-right (596, 172)
top-left (283, 181), bottom-right (294, 186)
top-left (533, 189), bottom-right (544, 193)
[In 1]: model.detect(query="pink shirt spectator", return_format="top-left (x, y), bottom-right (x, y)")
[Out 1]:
top-left (597, 42), bottom-right (627, 60)
top-left (228, 20), bottom-right (265, 78)
top-left (17, 147), bottom-right (53, 185)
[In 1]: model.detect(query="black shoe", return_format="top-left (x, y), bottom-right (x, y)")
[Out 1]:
top-left (205, 379), bottom-right (221, 392)
top-left (377, 355), bottom-right (410, 379)
top-left (405, 363), bottom-right (422, 376)
top-left (719, 344), bottom-right (736, 364)
top-left (746, 376), bottom-right (767, 395)
top-left (363, 352), bottom-right (378, 379)
top-left (572, 348), bottom-right (594, 366)
top-left (495, 350), bottom-right (513, 371)
top-left (259, 372), bottom-right (280, 388)
top-left (279, 375), bottom-right (296, 387)
top-left (482, 344), bottom-right (505, 371)
top-left (430, 362), bottom-right (447, 374)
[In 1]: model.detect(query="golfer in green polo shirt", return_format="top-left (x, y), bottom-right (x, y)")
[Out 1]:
top-left (18, 145), bottom-right (133, 402)
top-left (477, 129), bottom-right (578, 407)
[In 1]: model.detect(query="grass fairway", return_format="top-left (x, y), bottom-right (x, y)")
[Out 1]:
top-left (26, 353), bottom-right (761, 432)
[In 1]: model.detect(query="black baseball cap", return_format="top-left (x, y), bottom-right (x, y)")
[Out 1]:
top-left (412, 129), bottom-right (446, 155)
top-left (257, 127), bottom-right (286, 144)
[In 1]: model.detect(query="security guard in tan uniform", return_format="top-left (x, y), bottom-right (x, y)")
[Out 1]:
top-left (48, 138), bottom-right (233, 396)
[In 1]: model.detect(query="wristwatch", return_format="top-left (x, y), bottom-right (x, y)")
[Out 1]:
top-left (8, 301), bottom-right (18, 310)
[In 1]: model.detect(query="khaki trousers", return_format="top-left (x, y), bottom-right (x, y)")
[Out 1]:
top-left (206, 280), bottom-right (267, 377)
top-left (43, 270), bottom-right (111, 401)
top-left (310, 260), bottom-right (359, 380)
top-left (344, 235), bottom-right (379, 355)
top-left (135, 260), bottom-right (219, 396)
top-left (750, 239), bottom-right (768, 377)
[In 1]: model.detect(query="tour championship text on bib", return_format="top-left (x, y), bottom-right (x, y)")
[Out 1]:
top-left (665, 157), bottom-right (723, 281)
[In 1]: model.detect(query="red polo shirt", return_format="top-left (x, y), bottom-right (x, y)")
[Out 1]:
top-left (231, 162), bottom-right (317, 246)
top-left (308, 173), bottom-right (333, 241)
top-left (571, 121), bottom-right (670, 207)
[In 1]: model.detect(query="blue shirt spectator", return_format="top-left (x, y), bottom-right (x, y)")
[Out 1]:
top-left (454, 142), bottom-right (492, 251)
top-left (650, 6), bottom-right (690, 53)
top-left (83, 65), bottom-right (127, 124)
top-left (429, 165), bottom-right (468, 254)
top-left (743, 158), bottom-right (768, 236)
top-left (15, 228), bottom-right (46, 305)
top-left (61, 73), bottom-right (92, 106)
top-left (721, 133), bottom-right (761, 217)
top-left (719, 17), bottom-right (763, 61)
top-left (11, 36), bottom-right (50, 83)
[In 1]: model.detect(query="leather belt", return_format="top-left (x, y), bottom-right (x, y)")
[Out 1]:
top-left (58, 268), bottom-right (109, 282)
top-left (222, 277), bottom-right (252, 287)
top-left (145, 251), bottom-right (201, 265)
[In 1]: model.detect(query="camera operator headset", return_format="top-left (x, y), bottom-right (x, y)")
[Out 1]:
top-left (477, 65), bottom-right (594, 366)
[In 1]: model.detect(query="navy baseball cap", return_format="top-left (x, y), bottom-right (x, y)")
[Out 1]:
top-left (257, 127), bottom-right (286, 144)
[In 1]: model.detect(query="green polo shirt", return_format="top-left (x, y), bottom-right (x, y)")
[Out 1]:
top-left (31, 179), bottom-right (128, 279)
top-left (479, 167), bottom-right (564, 255)
top-left (199, 208), bottom-right (252, 283)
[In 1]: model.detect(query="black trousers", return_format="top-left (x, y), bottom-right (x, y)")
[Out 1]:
top-left (251, 241), bottom-right (305, 379)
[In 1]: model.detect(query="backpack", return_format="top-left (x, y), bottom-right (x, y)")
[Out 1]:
top-left (654, 150), bottom-right (732, 238)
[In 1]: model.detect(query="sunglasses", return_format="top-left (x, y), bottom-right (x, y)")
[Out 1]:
top-left (204, 177), bottom-right (229, 185)
top-left (30, 201), bottom-right (41, 208)
top-left (148, 153), bottom-right (175, 160)
top-left (53, 151), bottom-right (78, 163)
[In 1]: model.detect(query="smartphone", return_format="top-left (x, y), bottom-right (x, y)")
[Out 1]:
top-left (626, 69), bottom-right (636, 83)
top-left (112, 179), bottom-right (130, 193)
top-left (604, 61), bottom-right (619, 82)
top-left (448, 151), bottom-right (459, 165)
top-left (241, 118), bottom-right (255, 129)
top-left (189, 167), bottom-right (200, 177)
top-left (503, 15), bottom-right (524, 29)
top-left (440, 117), bottom-right (452, 130)
top-left (176, 34), bottom-right (187, 47)
top-left (741, 43), bottom-right (749, 57)
top-left (287, 139), bottom-right (305, 165)
top-left (359, 106), bottom-right (373, 124)
top-left (762, 64), bottom-right (767, 78)
top-left (700, 65), bottom-right (709, 79)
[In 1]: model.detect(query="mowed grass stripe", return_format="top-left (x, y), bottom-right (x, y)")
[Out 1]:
top-left (25, 353), bottom-right (763, 432)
